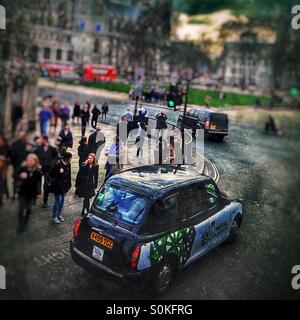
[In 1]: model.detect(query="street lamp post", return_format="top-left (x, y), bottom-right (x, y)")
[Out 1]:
top-left (181, 78), bottom-right (190, 164)
top-left (134, 95), bottom-right (139, 117)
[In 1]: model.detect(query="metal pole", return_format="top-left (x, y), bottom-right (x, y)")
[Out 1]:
top-left (181, 79), bottom-right (190, 164)
top-left (134, 95), bottom-right (139, 117)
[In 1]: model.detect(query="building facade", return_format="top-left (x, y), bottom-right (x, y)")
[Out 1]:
top-left (220, 32), bottom-right (273, 94)
top-left (29, 0), bottom-right (172, 80)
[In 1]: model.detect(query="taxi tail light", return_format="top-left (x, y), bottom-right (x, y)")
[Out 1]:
top-left (130, 245), bottom-right (141, 269)
top-left (73, 219), bottom-right (82, 238)
top-left (205, 120), bottom-right (210, 129)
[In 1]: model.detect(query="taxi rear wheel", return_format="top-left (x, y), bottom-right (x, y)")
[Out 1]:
top-left (227, 219), bottom-right (240, 244)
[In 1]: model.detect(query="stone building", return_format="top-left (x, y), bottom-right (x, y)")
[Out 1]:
top-left (220, 31), bottom-right (274, 93)
top-left (29, 0), bottom-right (172, 80)
top-left (0, 0), bottom-right (172, 136)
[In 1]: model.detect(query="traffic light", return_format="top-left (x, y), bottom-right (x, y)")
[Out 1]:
top-left (168, 100), bottom-right (175, 108)
top-left (167, 85), bottom-right (183, 110)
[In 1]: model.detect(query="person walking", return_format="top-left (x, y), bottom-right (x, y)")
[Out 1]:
top-left (0, 156), bottom-right (7, 207)
top-left (54, 136), bottom-right (66, 160)
top-left (0, 137), bottom-right (11, 201)
top-left (101, 102), bottom-right (109, 121)
top-left (88, 125), bottom-right (106, 161)
top-left (135, 122), bottom-right (147, 158)
top-left (116, 116), bottom-right (129, 139)
top-left (50, 101), bottom-right (60, 135)
top-left (77, 137), bottom-right (89, 166)
top-left (35, 136), bottom-right (58, 208)
top-left (16, 154), bottom-right (42, 232)
top-left (72, 100), bottom-right (81, 125)
top-left (39, 100), bottom-right (53, 137)
top-left (138, 105), bottom-right (147, 123)
top-left (11, 131), bottom-right (34, 199)
top-left (11, 103), bottom-right (24, 133)
top-left (123, 108), bottom-right (133, 124)
top-left (75, 153), bottom-right (99, 216)
top-left (60, 102), bottom-right (71, 126)
top-left (91, 104), bottom-right (101, 129)
top-left (49, 152), bottom-right (72, 224)
top-left (155, 111), bottom-right (168, 139)
top-left (81, 103), bottom-right (90, 137)
top-left (59, 124), bottom-right (73, 149)
top-left (123, 107), bottom-right (133, 132)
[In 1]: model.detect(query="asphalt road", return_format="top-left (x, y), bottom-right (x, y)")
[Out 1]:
top-left (0, 87), bottom-right (300, 300)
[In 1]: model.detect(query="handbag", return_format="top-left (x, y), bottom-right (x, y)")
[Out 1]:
top-left (44, 172), bottom-right (54, 193)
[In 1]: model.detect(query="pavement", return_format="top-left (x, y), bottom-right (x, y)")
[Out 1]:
top-left (1, 84), bottom-right (300, 300)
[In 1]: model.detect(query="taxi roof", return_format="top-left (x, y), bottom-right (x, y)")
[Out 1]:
top-left (107, 165), bottom-right (212, 197)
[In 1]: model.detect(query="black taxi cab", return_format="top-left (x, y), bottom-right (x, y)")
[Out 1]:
top-left (70, 165), bottom-right (243, 294)
top-left (177, 109), bottom-right (229, 141)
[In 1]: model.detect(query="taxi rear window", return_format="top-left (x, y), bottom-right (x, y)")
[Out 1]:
top-left (93, 184), bottom-right (148, 225)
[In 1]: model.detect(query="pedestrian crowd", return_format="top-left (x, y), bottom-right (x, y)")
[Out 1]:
top-left (0, 97), bottom-right (181, 233)
top-left (129, 86), bottom-right (169, 104)
top-left (0, 98), bottom-right (109, 232)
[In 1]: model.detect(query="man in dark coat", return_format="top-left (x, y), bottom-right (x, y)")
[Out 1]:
top-left (81, 103), bottom-right (90, 137)
top-left (88, 125), bottom-right (106, 160)
top-left (59, 124), bottom-right (73, 149)
top-left (35, 136), bottom-right (58, 208)
top-left (11, 131), bottom-right (34, 198)
top-left (101, 102), bottom-right (109, 121)
top-left (16, 154), bottom-right (42, 232)
top-left (78, 136), bottom-right (89, 166)
top-left (49, 152), bottom-right (72, 224)
top-left (72, 100), bottom-right (81, 125)
top-left (11, 103), bottom-right (23, 133)
top-left (91, 105), bottom-right (101, 129)
top-left (155, 111), bottom-right (168, 130)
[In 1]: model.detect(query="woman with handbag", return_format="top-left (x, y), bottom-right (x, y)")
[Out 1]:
top-left (75, 153), bottom-right (99, 216)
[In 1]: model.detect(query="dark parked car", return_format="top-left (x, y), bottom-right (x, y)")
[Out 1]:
top-left (70, 165), bottom-right (243, 294)
top-left (177, 109), bottom-right (229, 141)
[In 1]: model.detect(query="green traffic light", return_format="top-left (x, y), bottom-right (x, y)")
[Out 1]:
top-left (290, 87), bottom-right (298, 97)
top-left (168, 100), bottom-right (175, 108)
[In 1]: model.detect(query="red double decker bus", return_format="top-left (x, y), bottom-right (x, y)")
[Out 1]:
top-left (38, 61), bottom-right (78, 79)
top-left (82, 64), bottom-right (117, 82)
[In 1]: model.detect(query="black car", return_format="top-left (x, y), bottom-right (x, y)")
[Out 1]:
top-left (70, 165), bottom-right (243, 294)
top-left (177, 109), bottom-right (229, 141)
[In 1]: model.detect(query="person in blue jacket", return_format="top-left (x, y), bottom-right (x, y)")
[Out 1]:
top-left (39, 101), bottom-right (53, 136)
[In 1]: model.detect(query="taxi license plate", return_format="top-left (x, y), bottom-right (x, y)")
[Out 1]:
top-left (90, 231), bottom-right (114, 249)
top-left (92, 246), bottom-right (104, 262)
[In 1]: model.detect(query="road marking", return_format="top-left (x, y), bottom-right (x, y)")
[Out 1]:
top-left (33, 248), bottom-right (70, 267)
